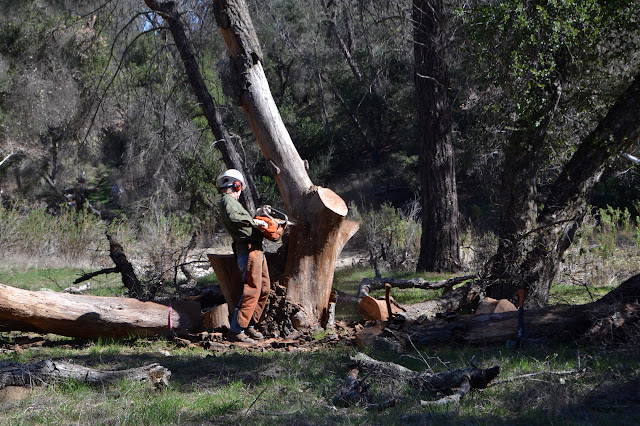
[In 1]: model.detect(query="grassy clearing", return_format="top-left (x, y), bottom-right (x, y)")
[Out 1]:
top-left (1, 334), bottom-right (639, 425)
top-left (0, 265), bottom-right (125, 296)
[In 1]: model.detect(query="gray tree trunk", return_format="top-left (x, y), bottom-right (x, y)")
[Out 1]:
top-left (212, 0), bottom-right (358, 326)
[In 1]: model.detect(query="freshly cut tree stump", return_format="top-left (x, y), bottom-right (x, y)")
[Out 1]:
top-left (202, 303), bottom-right (230, 329)
top-left (0, 283), bottom-right (201, 338)
top-left (0, 360), bottom-right (170, 390)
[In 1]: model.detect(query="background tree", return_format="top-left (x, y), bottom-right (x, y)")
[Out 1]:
top-left (414, 0), bottom-right (462, 273)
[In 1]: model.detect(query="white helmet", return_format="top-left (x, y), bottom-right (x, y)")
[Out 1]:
top-left (217, 168), bottom-right (245, 191)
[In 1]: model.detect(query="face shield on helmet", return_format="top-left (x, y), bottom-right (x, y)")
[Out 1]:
top-left (217, 169), bottom-right (246, 192)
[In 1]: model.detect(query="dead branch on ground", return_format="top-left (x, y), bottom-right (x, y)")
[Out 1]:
top-left (0, 360), bottom-right (170, 391)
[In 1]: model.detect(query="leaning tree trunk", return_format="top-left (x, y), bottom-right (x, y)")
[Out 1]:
top-left (213, 0), bottom-right (359, 326)
top-left (144, 0), bottom-right (258, 212)
top-left (413, 0), bottom-right (461, 273)
top-left (485, 73), bottom-right (640, 308)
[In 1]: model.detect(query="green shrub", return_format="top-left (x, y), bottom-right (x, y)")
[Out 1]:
top-left (348, 200), bottom-right (421, 271)
top-left (559, 205), bottom-right (640, 288)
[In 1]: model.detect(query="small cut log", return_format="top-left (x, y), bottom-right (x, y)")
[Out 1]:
top-left (357, 295), bottom-right (404, 321)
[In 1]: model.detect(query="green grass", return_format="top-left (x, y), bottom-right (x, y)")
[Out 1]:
top-left (0, 265), bottom-right (126, 295)
top-left (1, 262), bottom-right (639, 424)
top-left (1, 334), bottom-right (639, 425)
top-left (549, 283), bottom-right (613, 306)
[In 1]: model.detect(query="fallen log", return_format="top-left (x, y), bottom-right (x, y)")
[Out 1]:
top-left (0, 283), bottom-right (201, 338)
top-left (400, 272), bottom-right (640, 346)
top-left (402, 280), bottom-right (483, 321)
top-left (0, 360), bottom-right (170, 390)
top-left (332, 365), bottom-right (399, 411)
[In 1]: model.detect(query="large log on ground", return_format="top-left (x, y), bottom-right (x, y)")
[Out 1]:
top-left (403, 272), bottom-right (640, 346)
top-left (0, 284), bottom-right (201, 338)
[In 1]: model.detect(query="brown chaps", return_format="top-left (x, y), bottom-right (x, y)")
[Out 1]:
top-left (237, 249), bottom-right (270, 329)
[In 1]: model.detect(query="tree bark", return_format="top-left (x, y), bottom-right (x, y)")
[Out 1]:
top-left (485, 73), bottom-right (640, 308)
top-left (212, 0), bottom-right (359, 326)
top-left (143, 0), bottom-right (258, 212)
top-left (0, 283), bottom-right (201, 338)
top-left (413, 0), bottom-right (462, 272)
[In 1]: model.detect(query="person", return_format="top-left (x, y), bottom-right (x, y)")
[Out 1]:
top-left (217, 169), bottom-right (270, 344)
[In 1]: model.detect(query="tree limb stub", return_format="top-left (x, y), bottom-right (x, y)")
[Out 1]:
top-left (0, 360), bottom-right (170, 391)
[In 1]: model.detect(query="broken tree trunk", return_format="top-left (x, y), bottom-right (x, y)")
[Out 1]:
top-left (0, 283), bottom-right (201, 338)
top-left (0, 360), bottom-right (170, 390)
top-left (75, 234), bottom-right (147, 299)
top-left (404, 272), bottom-right (640, 346)
top-left (212, 0), bottom-right (359, 327)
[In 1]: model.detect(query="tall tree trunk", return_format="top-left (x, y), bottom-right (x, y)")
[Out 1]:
top-left (144, 0), bottom-right (258, 212)
top-left (413, 0), bottom-right (461, 272)
top-left (485, 73), bottom-right (640, 308)
top-left (212, 0), bottom-right (359, 326)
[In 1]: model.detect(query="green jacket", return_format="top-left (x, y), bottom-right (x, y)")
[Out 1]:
top-left (219, 193), bottom-right (262, 256)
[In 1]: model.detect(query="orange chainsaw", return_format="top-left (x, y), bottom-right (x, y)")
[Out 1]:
top-left (254, 205), bottom-right (294, 241)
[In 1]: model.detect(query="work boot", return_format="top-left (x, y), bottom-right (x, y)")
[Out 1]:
top-left (245, 327), bottom-right (264, 341)
top-left (226, 330), bottom-right (255, 344)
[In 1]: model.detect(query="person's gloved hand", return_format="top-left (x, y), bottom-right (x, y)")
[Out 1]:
top-left (253, 218), bottom-right (268, 229)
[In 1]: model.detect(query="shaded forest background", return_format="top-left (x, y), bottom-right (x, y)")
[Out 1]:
top-left (1, 0), bottom-right (640, 277)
